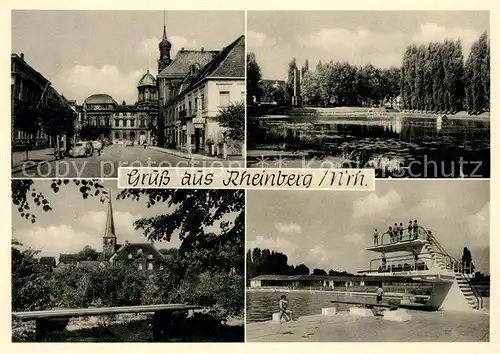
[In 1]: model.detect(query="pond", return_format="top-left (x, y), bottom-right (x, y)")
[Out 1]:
top-left (247, 116), bottom-right (490, 178)
top-left (246, 290), bottom-right (389, 323)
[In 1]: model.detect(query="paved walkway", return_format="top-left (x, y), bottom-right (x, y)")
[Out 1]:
top-left (246, 310), bottom-right (489, 342)
top-left (12, 148), bottom-right (55, 174)
top-left (148, 146), bottom-right (244, 163)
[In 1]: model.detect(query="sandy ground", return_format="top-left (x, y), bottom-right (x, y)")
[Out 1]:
top-left (246, 309), bottom-right (489, 342)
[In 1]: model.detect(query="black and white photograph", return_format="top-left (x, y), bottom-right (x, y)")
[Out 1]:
top-left (246, 11), bottom-right (490, 178)
top-left (245, 180), bottom-right (490, 342)
top-left (11, 180), bottom-right (244, 342)
top-left (11, 10), bottom-right (246, 178)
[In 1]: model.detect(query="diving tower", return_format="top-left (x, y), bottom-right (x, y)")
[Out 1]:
top-left (360, 226), bottom-right (482, 312)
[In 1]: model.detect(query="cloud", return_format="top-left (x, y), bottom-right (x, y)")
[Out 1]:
top-left (54, 65), bottom-right (144, 104)
top-left (309, 245), bottom-right (329, 263)
top-left (465, 202), bottom-right (489, 246)
top-left (275, 222), bottom-right (302, 234)
top-left (15, 224), bottom-right (100, 258)
top-left (412, 23), bottom-right (480, 56)
top-left (79, 210), bottom-right (142, 238)
top-left (138, 36), bottom-right (198, 68)
top-left (343, 232), bottom-right (365, 245)
top-left (296, 27), bottom-right (406, 67)
top-left (248, 30), bottom-right (277, 48)
top-left (352, 189), bottom-right (401, 219)
top-left (247, 235), bottom-right (298, 262)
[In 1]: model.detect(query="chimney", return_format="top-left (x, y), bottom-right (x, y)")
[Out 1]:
top-left (181, 47), bottom-right (185, 51)
top-left (125, 240), bottom-right (129, 245)
top-left (201, 47), bottom-right (204, 53)
top-left (20, 53), bottom-right (24, 61)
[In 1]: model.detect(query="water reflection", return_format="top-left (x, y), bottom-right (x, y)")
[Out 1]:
top-left (247, 116), bottom-right (490, 178)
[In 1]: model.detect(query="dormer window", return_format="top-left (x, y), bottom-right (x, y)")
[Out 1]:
top-left (148, 254), bottom-right (153, 259)
top-left (137, 248), bottom-right (143, 255)
top-left (128, 253), bottom-right (132, 259)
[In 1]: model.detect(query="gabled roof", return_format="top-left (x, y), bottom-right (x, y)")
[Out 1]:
top-left (158, 50), bottom-right (218, 78)
top-left (178, 35), bottom-right (245, 97)
top-left (39, 256), bottom-right (56, 265)
top-left (109, 242), bottom-right (165, 262)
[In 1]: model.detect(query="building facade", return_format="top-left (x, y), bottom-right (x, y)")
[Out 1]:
top-left (11, 53), bottom-right (73, 151)
top-left (82, 70), bottom-right (158, 145)
top-left (157, 27), bottom-right (245, 155)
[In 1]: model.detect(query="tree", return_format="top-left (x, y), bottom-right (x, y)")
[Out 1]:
top-left (461, 247), bottom-right (475, 273)
top-left (465, 32), bottom-right (490, 114)
top-left (246, 53), bottom-right (262, 105)
top-left (215, 102), bottom-right (244, 142)
top-left (287, 58), bottom-right (299, 104)
top-left (77, 246), bottom-right (100, 261)
top-left (301, 59), bottom-right (309, 77)
top-left (312, 268), bottom-right (327, 276)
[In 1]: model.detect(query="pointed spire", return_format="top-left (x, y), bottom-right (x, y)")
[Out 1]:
top-left (103, 189), bottom-right (116, 239)
top-left (162, 11), bottom-right (167, 40)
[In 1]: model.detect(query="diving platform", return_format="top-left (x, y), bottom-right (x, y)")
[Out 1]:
top-left (366, 238), bottom-right (427, 253)
top-left (360, 225), bottom-right (483, 312)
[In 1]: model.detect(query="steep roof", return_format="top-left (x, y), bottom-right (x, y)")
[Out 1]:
top-left (158, 50), bottom-right (218, 78)
top-left (179, 35), bottom-right (244, 96)
top-left (110, 242), bottom-right (165, 262)
top-left (84, 94), bottom-right (118, 105)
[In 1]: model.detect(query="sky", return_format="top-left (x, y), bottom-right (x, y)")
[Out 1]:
top-left (11, 10), bottom-right (244, 104)
top-left (247, 180), bottom-right (490, 274)
top-left (247, 11), bottom-right (489, 80)
top-left (12, 181), bottom-right (232, 258)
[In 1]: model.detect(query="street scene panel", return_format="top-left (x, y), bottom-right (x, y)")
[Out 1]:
top-left (12, 10), bottom-right (245, 178)
top-left (12, 180), bottom-right (244, 342)
top-left (246, 181), bottom-right (490, 341)
top-left (246, 11), bottom-right (490, 178)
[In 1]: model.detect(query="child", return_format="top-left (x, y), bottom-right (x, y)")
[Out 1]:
top-left (399, 222), bottom-right (404, 241)
top-left (388, 226), bottom-right (394, 243)
top-left (279, 295), bottom-right (292, 323)
top-left (373, 228), bottom-right (379, 246)
top-left (407, 220), bottom-right (413, 238)
top-left (393, 223), bottom-right (399, 241)
top-left (376, 283), bottom-right (384, 304)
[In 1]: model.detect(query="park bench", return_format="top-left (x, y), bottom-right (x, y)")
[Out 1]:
top-left (12, 303), bottom-right (202, 342)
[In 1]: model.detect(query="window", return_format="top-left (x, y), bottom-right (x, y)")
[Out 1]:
top-left (114, 119), bottom-right (119, 127)
top-left (219, 91), bottom-right (230, 106)
top-left (138, 263), bottom-right (143, 270)
top-left (201, 94), bottom-right (205, 109)
top-left (147, 262), bottom-right (153, 270)
top-left (124, 120), bottom-right (128, 127)
top-left (148, 254), bottom-right (153, 259)
top-left (123, 132), bottom-right (127, 139)
top-left (140, 119), bottom-right (145, 127)
top-left (137, 248), bottom-right (143, 254)
top-left (114, 132), bottom-right (119, 139)
top-left (128, 253), bottom-right (132, 259)
top-left (119, 112), bottom-right (123, 116)
top-left (131, 119), bottom-right (135, 127)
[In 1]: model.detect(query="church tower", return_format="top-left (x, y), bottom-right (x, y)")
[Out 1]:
top-left (158, 12), bottom-right (172, 73)
top-left (102, 190), bottom-right (118, 260)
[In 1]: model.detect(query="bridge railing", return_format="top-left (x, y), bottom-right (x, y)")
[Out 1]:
top-left (369, 253), bottom-right (436, 273)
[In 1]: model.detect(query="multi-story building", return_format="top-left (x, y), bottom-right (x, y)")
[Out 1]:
top-left (11, 53), bottom-right (56, 150)
top-left (82, 70), bottom-right (158, 144)
top-left (157, 32), bottom-right (245, 155)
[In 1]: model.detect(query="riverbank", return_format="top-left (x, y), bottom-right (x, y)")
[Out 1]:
top-left (246, 309), bottom-right (489, 342)
top-left (255, 106), bottom-right (490, 121)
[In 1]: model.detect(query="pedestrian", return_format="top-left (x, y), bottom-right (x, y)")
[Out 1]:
top-left (376, 283), bottom-right (384, 309)
top-left (373, 228), bottom-right (379, 246)
top-left (143, 140), bottom-right (148, 149)
top-left (278, 295), bottom-right (293, 323)
top-left (407, 220), bottom-right (413, 238)
top-left (413, 220), bottom-right (419, 239)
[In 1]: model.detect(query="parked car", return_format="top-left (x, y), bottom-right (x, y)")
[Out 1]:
top-left (70, 141), bottom-right (93, 157)
top-left (125, 140), bottom-right (134, 147)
